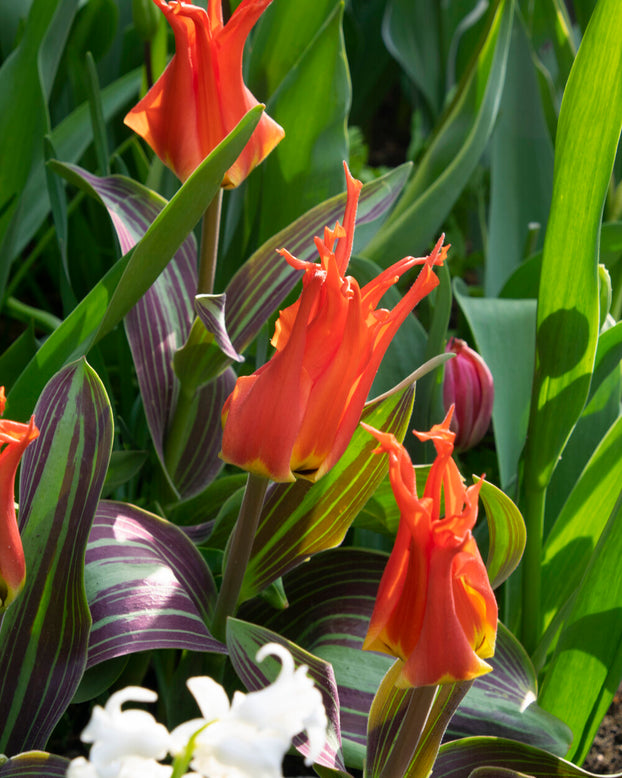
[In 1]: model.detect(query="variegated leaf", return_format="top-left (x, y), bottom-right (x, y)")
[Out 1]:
top-left (477, 478), bottom-right (526, 589)
top-left (0, 360), bottom-right (112, 753)
top-left (0, 751), bottom-right (70, 777)
top-left (226, 618), bottom-right (346, 773)
top-left (85, 501), bottom-right (225, 668)
top-left (239, 383), bottom-right (415, 602)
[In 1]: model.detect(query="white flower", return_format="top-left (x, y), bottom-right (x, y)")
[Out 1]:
top-left (66, 687), bottom-right (170, 778)
top-left (170, 643), bottom-right (328, 778)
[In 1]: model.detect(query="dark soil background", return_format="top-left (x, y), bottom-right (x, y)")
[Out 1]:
top-left (584, 688), bottom-right (622, 774)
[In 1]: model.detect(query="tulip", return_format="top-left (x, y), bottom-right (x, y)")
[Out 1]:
top-left (124, 0), bottom-right (285, 186)
top-left (0, 387), bottom-right (39, 613)
top-left (443, 337), bottom-right (494, 451)
top-left (362, 408), bottom-right (497, 688)
top-left (220, 165), bottom-right (449, 483)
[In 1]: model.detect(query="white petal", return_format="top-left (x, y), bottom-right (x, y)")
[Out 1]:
top-left (66, 757), bottom-right (99, 778)
top-left (185, 676), bottom-right (231, 721)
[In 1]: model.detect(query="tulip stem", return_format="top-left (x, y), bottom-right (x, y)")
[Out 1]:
top-left (210, 473), bottom-right (269, 642)
top-left (163, 386), bottom-right (195, 488)
top-left (197, 190), bottom-right (223, 295)
top-left (378, 685), bottom-right (438, 778)
top-left (521, 484), bottom-right (546, 655)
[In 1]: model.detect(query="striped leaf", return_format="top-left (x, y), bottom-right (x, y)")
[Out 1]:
top-left (0, 752), bottom-right (69, 777)
top-left (85, 500), bottom-right (224, 669)
top-left (226, 618), bottom-right (347, 774)
top-left (240, 549), bottom-right (571, 766)
top-left (477, 479), bottom-right (526, 590)
top-left (0, 359), bottom-right (113, 753)
top-left (239, 383), bottom-right (415, 602)
top-left (53, 164), bottom-right (232, 498)
top-left (435, 737), bottom-right (622, 777)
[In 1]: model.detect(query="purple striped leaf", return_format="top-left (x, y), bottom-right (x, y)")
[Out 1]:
top-left (240, 549), bottom-right (572, 768)
top-left (435, 737), bottom-right (622, 777)
top-left (173, 295), bottom-right (244, 392)
top-left (0, 752), bottom-right (70, 777)
top-left (0, 359), bottom-right (113, 754)
top-left (54, 165), bottom-right (231, 499)
top-left (85, 501), bottom-right (224, 667)
top-left (239, 382), bottom-right (415, 602)
top-left (226, 618), bottom-right (348, 775)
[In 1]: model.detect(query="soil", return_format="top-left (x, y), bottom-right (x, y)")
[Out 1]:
top-left (584, 688), bottom-right (622, 774)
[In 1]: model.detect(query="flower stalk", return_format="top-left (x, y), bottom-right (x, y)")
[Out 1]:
top-left (210, 473), bottom-right (269, 641)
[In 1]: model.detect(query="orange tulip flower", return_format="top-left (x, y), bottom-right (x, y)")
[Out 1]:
top-left (362, 408), bottom-right (497, 687)
top-left (0, 388), bottom-right (39, 612)
top-left (124, 0), bottom-right (285, 186)
top-left (220, 164), bottom-right (449, 483)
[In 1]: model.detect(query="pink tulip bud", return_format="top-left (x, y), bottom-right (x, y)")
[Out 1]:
top-left (443, 338), bottom-right (494, 452)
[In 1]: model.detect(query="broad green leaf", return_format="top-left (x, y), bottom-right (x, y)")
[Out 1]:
top-left (541, 414), bottom-right (622, 634)
top-left (221, 0), bottom-right (350, 280)
top-left (486, 14), bottom-right (554, 296)
top-left (435, 737), bottom-right (622, 777)
top-left (0, 752), bottom-right (70, 777)
top-left (0, 0), bottom-right (78, 296)
top-left (85, 501), bottom-right (224, 667)
top-left (226, 619), bottom-right (346, 773)
top-left (539, 488), bottom-right (622, 763)
top-left (523, 0), bottom-right (622, 493)
top-left (365, 0), bottom-right (514, 265)
top-left (477, 479), bottom-right (526, 590)
top-left (454, 280), bottom-right (537, 493)
top-left (239, 382), bottom-right (416, 601)
top-left (0, 359), bottom-right (113, 753)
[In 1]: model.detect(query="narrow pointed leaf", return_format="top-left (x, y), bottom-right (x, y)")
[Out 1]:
top-left (523, 0), bottom-right (622, 492)
top-left (226, 618), bottom-right (346, 773)
top-left (239, 383), bottom-right (415, 601)
top-left (477, 478), bottom-right (526, 589)
top-left (85, 501), bottom-right (224, 667)
top-left (0, 359), bottom-right (113, 753)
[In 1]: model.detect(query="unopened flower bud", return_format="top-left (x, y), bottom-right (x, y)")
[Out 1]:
top-left (443, 338), bottom-right (494, 451)
top-left (132, 0), bottom-right (160, 43)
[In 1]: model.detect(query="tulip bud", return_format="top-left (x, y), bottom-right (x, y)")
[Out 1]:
top-left (132, 0), bottom-right (160, 43)
top-left (443, 338), bottom-right (494, 452)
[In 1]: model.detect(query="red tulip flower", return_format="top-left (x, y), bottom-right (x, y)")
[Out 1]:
top-left (362, 408), bottom-right (497, 687)
top-left (124, 0), bottom-right (285, 186)
top-left (443, 337), bottom-right (494, 451)
top-left (0, 388), bottom-right (39, 612)
top-left (221, 165), bottom-right (449, 483)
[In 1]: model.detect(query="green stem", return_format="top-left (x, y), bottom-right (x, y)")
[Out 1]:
top-left (378, 685), bottom-right (438, 778)
top-left (521, 484), bottom-right (546, 655)
top-left (197, 190), bottom-right (223, 295)
top-left (163, 387), bottom-right (195, 482)
top-left (211, 473), bottom-right (269, 641)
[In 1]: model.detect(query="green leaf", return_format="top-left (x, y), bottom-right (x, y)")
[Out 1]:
top-left (0, 0), bottom-right (78, 296)
top-left (523, 0), bottom-right (622, 493)
top-left (454, 280), bottom-right (537, 493)
top-left (0, 752), bottom-right (70, 777)
top-left (365, 0), bottom-right (514, 265)
top-left (539, 484), bottom-right (622, 763)
top-left (5, 107), bottom-right (263, 421)
top-left (239, 383), bottom-right (415, 601)
top-left (477, 478), bottom-right (525, 590)
top-left (0, 359), bottom-right (113, 753)
top-left (221, 0), bottom-right (350, 282)
top-left (486, 13), bottom-right (554, 296)
top-left (540, 413), bottom-right (622, 638)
